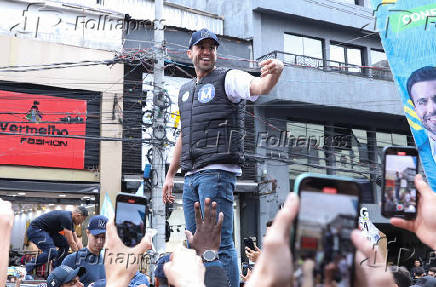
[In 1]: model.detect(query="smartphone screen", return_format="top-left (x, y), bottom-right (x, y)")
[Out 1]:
top-left (115, 193), bottom-right (147, 247)
top-left (293, 175), bottom-right (360, 287)
top-left (382, 147), bottom-right (418, 219)
top-left (244, 237), bottom-right (256, 251)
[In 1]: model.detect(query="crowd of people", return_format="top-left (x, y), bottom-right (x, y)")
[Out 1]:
top-left (3, 173), bottom-right (436, 286)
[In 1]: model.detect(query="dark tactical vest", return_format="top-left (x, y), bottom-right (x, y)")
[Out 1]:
top-left (178, 68), bottom-right (245, 174)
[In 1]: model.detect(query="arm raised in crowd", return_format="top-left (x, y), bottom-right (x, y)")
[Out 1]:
top-left (352, 230), bottom-right (394, 287)
top-left (0, 199), bottom-right (14, 287)
top-left (104, 220), bottom-right (152, 287)
top-left (185, 198), bottom-right (223, 256)
top-left (246, 192), bottom-right (299, 287)
top-left (391, 174), bottom-right (436, 250)
top-left (164, 198), bottom-right (228, 287)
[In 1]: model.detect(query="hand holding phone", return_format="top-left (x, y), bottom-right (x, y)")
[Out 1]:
top-left (292, 173), bottom-right (361, 287)
top-left (243, 237), bottom-right (256, 251)
top-left (381, 146), bottom-right (418, 220)
top-left (115, 193), bottom-right (148, 247)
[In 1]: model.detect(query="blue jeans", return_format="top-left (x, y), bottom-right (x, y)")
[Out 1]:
top-left (183, 169), bottom-right (239, 287)
top-left (25, 226), bottom-right (69, 274)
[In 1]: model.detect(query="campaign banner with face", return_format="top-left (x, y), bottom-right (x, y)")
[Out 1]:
top-left (371, 0), bottom-right (436, 190)
top-left (0, 90), bottom-right (87, 169)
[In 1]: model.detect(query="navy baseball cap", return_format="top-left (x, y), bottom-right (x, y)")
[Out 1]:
top-left (47, 266), bottom-right (85, 287)
top-left (154, 254), bottom-right (171, 279)
top-left (87, 215), bottom-right (108, 236)
top-left (188, 28), bottom-right (219, 49)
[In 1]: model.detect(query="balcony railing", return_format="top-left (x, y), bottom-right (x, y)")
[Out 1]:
top-left (258, 51), bottom-right (393, 81)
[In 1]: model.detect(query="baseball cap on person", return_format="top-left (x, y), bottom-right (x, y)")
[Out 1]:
top-left (87, 215), bottom-right (108, 236)
top-left (154, 254), bottom-right (171, 279)
top-left (77, 206), bottom-right (89, 217)
top-left (47, 266), bottom-right (85, 287)
top-left (188, 28), bottom-right (219, 49)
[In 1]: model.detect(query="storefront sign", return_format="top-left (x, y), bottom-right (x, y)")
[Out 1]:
top-left (0, 90), bottom-right (87, 169)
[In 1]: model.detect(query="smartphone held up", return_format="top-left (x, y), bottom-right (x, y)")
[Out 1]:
top-left (292, 174), bottom-right (361, 287)
top-left (381, 146), bottom-right (418, 220)
top-left (115, 193), bottom-right (148, 247)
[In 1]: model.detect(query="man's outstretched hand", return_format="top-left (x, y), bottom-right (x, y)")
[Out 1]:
top-left (185, 198), bottom-right (223, 256)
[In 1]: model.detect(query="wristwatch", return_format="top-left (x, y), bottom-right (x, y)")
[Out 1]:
top-left (201, 250), bottom-right (219, 262)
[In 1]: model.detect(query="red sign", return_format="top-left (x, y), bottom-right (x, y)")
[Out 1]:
top-left (0, 90), bottom-right (87, 169)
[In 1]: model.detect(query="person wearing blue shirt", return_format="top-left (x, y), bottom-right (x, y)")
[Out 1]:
top-left (25, 207), bottom-right (88, 274)
top-left (63, 215), bottom-right (150, 287)
top-left (62, 215), bottom-right (107, 287)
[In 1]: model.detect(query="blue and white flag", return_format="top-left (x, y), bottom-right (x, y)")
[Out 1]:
top-left (371, 0), bottom-right (436, 190)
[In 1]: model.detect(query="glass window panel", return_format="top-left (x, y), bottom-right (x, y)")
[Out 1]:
top-left (284, 34), bottom-right (302, 64)
top-left (330, 45), bottom-right (345, 63)
top-left (371, 49), bottom-right (387, 65)
top-left (284, 34), bottom-right (323, 65)
top-left (330, 44), bottom-right (345, 71)
top-left (376, 132), bottom-right (393, 163)
top-left (392, 134), bottom-right (408, 146)
top-left (306, 123), bottom-right (325, 172)
top-left (302, 37), bottom-right (323, 59)
top-left (347, 48), bottom-right (362, 73)
top-left (284, 34), bottom-right (304, 55)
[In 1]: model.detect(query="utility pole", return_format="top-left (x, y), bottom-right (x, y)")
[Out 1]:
top-left (151, 0), bottom-right (166, 254)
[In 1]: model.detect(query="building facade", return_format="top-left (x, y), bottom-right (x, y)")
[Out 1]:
top-left (0, 0), bottom-right (124, 249)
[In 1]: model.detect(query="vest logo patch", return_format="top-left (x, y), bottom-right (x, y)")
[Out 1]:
top-left (181, 91), bottom-right (190, 102)
top-left (198, 84), bottom-right (215, 103)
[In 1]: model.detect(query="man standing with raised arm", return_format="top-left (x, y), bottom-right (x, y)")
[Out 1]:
top-left (162, 28), bottom-right (284, 287)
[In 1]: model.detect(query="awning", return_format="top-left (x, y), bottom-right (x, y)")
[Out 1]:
top-left (0, 179), bottom-right (100, 205)
top-left (0, 179), bottom-right (100, 194)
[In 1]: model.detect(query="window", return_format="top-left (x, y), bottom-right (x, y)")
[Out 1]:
top-left (371, 49), bottom-right (387, 65)
top-left (284, 34), bottom-right (323, 64)
top-left (330, 43), bottom-right (363, 73)
top-left (287, 122), bottom-right (326, 180)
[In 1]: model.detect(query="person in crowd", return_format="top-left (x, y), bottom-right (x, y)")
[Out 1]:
top-left (63, 214), bottom-right (150, 287)
top-left (414, 275), bottom-right (436, 287)
top-left (103, 219), bottom-right (152, 287)
top-left (415, 268), bottom-right (427, 282)
top-left (25, 207), bottom-right (88, 274)
top-left (154, 254), bottom-right (171, 287)
top-left (394, 171), bottom-right (402, 202)
top-left (62, 215), bottom-right (108, 286)
top-left (412, 260), bottom-right (426, 279)
top-left (162, 27), bottom-right (284, 287)
top-left (391, 266), bottom-right (412, 287)
top-left (47, 266), bottom-right (85, 287)
top-left (428, 267), bottom-right (436, 277)
top-left (244, 220), bottom-right (274, 264)
top-left (241, 220), bottom-right (274, 283)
